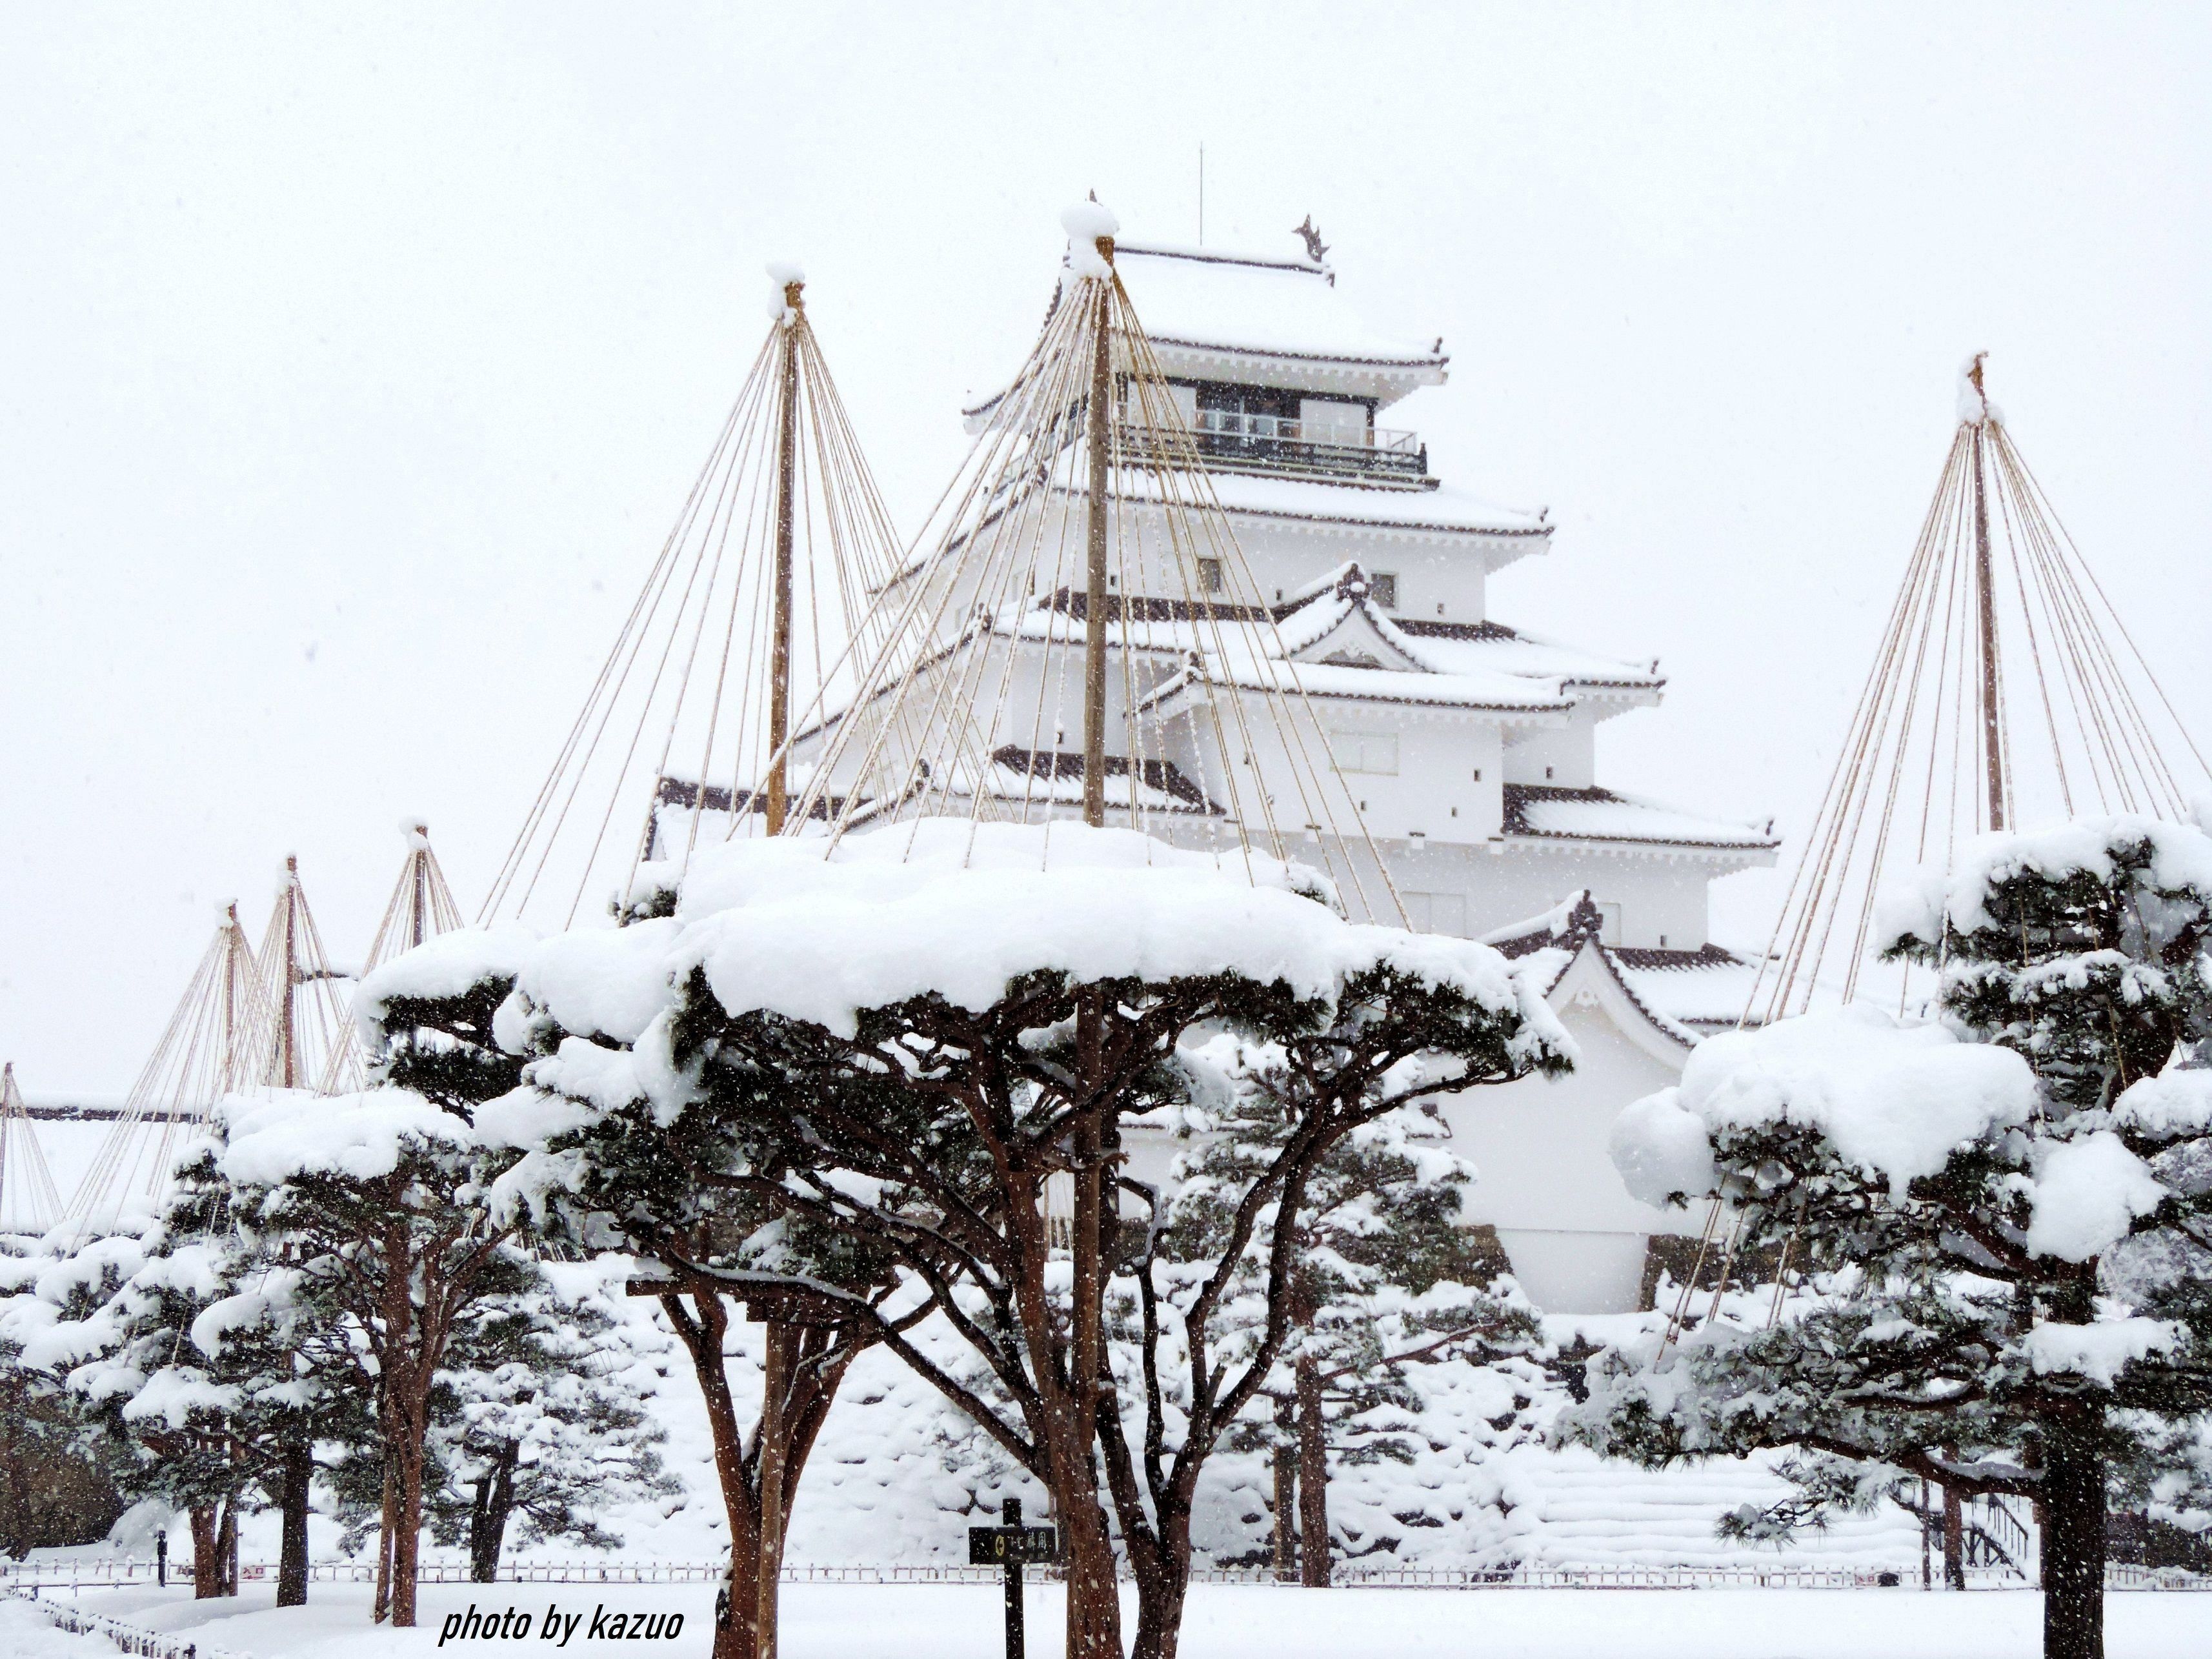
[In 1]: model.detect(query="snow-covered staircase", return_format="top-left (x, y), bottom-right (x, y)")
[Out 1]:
top-left (1491, 1446), bottom-right (1926, 1570)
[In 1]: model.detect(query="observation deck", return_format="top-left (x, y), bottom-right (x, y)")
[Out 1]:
top-left (1117, 409), bottom-right (1433, 488)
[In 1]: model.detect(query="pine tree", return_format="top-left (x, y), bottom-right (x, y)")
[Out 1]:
top-left (12, 1169), bottom-right (352, 1605)
top-left (1571, 816), bottom-right (2212, 1659)
top-left (407, 825), bottom-right (1569, 1659)
top-left (197, 1087), bottom-right (530, 1629)
top-left (1164, 1045), bottom-right (1540, 1584)
top-left (365, 937), bottom-right (900, 1659)
top-left (423, 1264), bottom-right (679, 1581)
top-left (648, 954), bottom-right (1563, 1659)
top-left (0, 1245), bottom-right (132, 1562)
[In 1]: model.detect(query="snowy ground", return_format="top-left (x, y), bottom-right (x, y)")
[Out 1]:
top-left (12, 1583), bottom-right (2209, 1659)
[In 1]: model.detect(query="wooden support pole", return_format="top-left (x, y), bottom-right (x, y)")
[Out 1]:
top-left (410, 825), bottom-right (431, 950)
top-left (767, 281), bottom-right (803, 838)
top-left (279, 857), bottom-right (299, 1090)
top-left (1968, 359), bottom-right (2006, 832)
top-left (1081, 249), bottom-right (1114, 830)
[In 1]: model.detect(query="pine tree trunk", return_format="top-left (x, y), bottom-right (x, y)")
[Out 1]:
top-left (1048, 1009), bottom-right (1125, 1659)
top-left (1942, 1454), bottom-right (1966, 1591)
top-left (1296, 1357), bottom-right (1329, 1588)
top-left (190, 1506), bottom-right (221, 1600)
top-left (665, 1288), bottom-right (763, 1659)
top-left (215, 1495), bottom-right (239, 1596)
top-left (1271, 1398), bottom-right (1297, 1582)
top-left (277, 1436), bottom-right (312, 1607)
top-left (469, 1442), bottom-right (518, 1584)
top-left (1052, 1437), bottom-right (1122, 1659)
top-left (1127, 1509), bottom-right (1192, 1659)
top-left (392, 1423), bottom-right (426, 1628)
top-left (755, 1321), bottom-right (791, 1659)
top-left (2042, 1410), bottom-right (2106, 1659)
top-left (372, 1456), bottom-right (397, 1622)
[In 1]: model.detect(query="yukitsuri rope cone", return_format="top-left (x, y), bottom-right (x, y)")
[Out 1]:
top-left (1658, 357), bottom-right (2212, 1353)
top-left (778, 203), bottom-right (1404, 921)
top-left (0, 1061), bottom-right (62, 1235)
top-left (480, 266), bottom-right (906, 929)
top-left (312, 822), bottom-right (466, 1093)
top-left (1745, 354), bottom-right (2209, 1026)
top-left (64, 901), bottom-right (265, 1236)
top-left (66, 854), bottom-right (365, 1236)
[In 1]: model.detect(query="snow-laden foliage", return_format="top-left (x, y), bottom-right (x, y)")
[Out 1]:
top-left (419, 1260), bottom-right (681, 1580)
top-left (372, 819), bottom-right (1569, 1659)
top-left (1569, 816), bottom-right (2212, 1659)
top-left (1161, 1036), bottom-right (1542, 1580)
top-left (1, 1126), bottom-right (361, 1602)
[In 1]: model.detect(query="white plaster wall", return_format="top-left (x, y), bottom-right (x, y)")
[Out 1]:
top-left (1320, 708), bottom-right (1521, 845)
top-left (1225, 517), bottom-right (1520, 623)
top-left (1502, 715), bottom-right (1596, 789)
top-left (1490, 845), bottom-right (1714, 949)
top-left (1441, 1000), bottom-right (1685, 1313)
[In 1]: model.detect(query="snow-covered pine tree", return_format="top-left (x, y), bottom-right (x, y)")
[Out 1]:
top-left (423, 1263), bottom-right (679, 1581)
top-left (55, 1141), bottom-right (358, 1606)
top-left (0, 1242), bottom-right (134, 1562)
top-left (399, 824), bottom-right (1566, 1659)
top-left (200, 1088), bottom-right (529, 1629)
top-left (363, 931), bottom-right (904, 1659)
top-left (1572, 816), bottom-right (2212, 1659)
top-left (538, 827), bottom-right (1569, 1659)
top-left (1165, 1048), bottom-right (1539, 1585)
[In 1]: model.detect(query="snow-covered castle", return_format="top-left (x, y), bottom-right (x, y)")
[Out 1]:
top-left (1023, 235), bottom-right (1778, 1313)
top-left (756, 232), bottom-right (1782, 1314)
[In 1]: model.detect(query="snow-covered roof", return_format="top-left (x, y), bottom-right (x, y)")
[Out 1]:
top-left (1391, 621), bottom-right (1664, 698)
top-left (1484, 891), bottom-right (1769, 1049)
top-left (963, 237), bottom-right (1451, 426)
top-left (1611, 950), bottom-right (1767, 1036)
top-left (1111, 243), bottom-right (1448, 399)
top-left (1118, 467), bottom-right (1551, 546)
top-left (960, 749), bottom-right (1223, 816)
top-left (1151, 657), bottom-right (1578, 718)
top-left (1272, 567), bottom-right (1662, 714)
top-left (1502, 785), bottom-right (1779, 857)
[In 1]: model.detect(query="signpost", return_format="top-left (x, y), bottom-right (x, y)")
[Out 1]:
top-left (968, 1498), bottom-right (1059, 1659)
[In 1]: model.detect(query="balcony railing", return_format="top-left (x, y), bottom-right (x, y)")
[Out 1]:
top-left (1117, 411), bottom-right (1431, 484)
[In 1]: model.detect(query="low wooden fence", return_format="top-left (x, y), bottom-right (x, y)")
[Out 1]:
top-left (4, 1558), bottom-right (2203, 1594)
top-left (6, 1588), bottom-right (245, 1658)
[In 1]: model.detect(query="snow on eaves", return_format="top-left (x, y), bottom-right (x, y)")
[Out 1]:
top-left (1116, 466), bottom-right (1549, 540)
top-left (1502, 786), bottom-right (1778, 854)
top-left (1110, 241), bottom-right (1445, 370)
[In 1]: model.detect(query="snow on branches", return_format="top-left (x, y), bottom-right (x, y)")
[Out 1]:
top-left (1571, 814), bottom-right (2212, 1659)
top-left (386, 818), bottom-right (1568, 1659)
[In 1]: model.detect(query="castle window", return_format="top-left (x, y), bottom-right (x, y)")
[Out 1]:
top-left (1402, 891), bottom-right (1467, 936)
top-left (1196, 558), bottom-right (1223, 595)
top-left (1369, 572), bottom-right (1398, 609)
top-left (1329, 730), bottom-right (1399, 776)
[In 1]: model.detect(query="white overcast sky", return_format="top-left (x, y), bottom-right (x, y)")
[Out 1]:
top-left (4, 4), bottom-right (2208, 1095)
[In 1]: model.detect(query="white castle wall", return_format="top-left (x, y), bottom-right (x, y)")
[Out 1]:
top-left (1442, 993), bottom-right (1685, 1314)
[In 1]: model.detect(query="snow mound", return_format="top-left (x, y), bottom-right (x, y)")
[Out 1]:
top-left (357, 923), bottom-right (538, 1034)
top-left (1614, 1005), bottom-right (2036, 1200)
top-left (1061, 200), bottom-right (1119, 278)
top-left (214, 1087), bottom-right (471, 1189)
top-left (2026, 1131), bottom-right (2166, 1262)
top-left (1880, 814), bottom-right (2212, 948)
